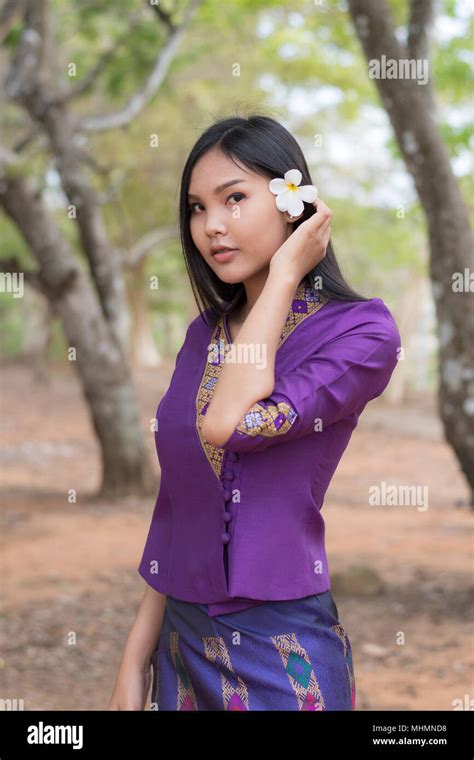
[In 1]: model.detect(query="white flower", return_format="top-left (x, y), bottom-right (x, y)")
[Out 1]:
top-left (268, 169), bottom-right (318, 217)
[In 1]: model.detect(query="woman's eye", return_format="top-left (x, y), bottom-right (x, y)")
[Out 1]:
top-left (188, 193), bottom-right (245, 214)
top-left (227, 192), bottom-right (245, 204)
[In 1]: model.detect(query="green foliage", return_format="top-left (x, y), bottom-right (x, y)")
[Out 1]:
top-left (1, 0), bottom-right (471, 361)
top-left (0, 295), bottom-right (26, 357)
top-left (434, 18), bottom-right (474, 104)
top-left (329, 195), bottom-right (426, 294)
top-left (0, 217), bottom-right (31, 268)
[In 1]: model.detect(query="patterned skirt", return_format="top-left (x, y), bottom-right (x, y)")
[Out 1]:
top-left (149, 590), bottom-right (356, 711)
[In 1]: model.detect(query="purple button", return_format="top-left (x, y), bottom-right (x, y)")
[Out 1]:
top-left (228, 452), bottom-right (239, 462)
top-left (223, 489), bottom-right (232, 501)
top-left (221, 532), bottom-right (231, 544)
top-left (223, 511), bottom-right (232, 523)
top-left (223, 470), bottom-right (234, 481)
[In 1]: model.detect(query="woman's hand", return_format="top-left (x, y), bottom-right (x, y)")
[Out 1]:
top-left (270, 197), bottom-right (332, 285)
top-left (107, 657), bottom-right (153, 711)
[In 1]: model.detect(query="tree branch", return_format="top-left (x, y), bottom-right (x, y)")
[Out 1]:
top-left (0, 175), bottom-right (82, 303)
top-left (348, 0), bottom-right (407, 64)
top-left (347, 0), bottom-right (471, 272)
top-left (122, 225), bottom-right (178, 268)
top-left (347, 0), bottom-right (436, 121)
top-left (80, 0), bottom-right (202, 133)
top-left (0, 0), bottom-right (26, 44)
top-left (50, 13), bottom-right (145, 105)
top-left (407, 0), bottom-right (434, 60)
top-left (0, 254), bottom-right (47, 296)
top-left (5, 0), bottom-right (48, 105)
top-left (12, 125), bottom-right (43, 153)
top-left (5, 0), bottom-right (130, 349)
top-left (148, 0), bottom-right (177, 34)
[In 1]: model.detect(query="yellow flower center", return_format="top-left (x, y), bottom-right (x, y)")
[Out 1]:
top-left (287, 183), bottom-right (298, 191)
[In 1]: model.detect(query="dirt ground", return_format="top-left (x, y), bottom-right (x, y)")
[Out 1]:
top-left (1, 363), bottom-right (472, 711)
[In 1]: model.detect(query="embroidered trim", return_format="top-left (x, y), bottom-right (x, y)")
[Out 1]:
top-left (195, 282), bottom-right (329, 479)
top-left (195, 321), bottom-right (228, 480)
top-left (234, 400), bottom-right (297, 438)
top-left (277, 283), bottom-right (328, 349)
top-left (271, 632), bottom-right (325, 710)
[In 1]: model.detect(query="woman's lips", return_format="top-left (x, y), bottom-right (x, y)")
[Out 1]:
top-left (212, 249), bottom-right (239, 263)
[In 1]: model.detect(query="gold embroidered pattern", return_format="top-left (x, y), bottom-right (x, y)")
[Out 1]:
top-left (235, 400), bottom-right (297, 438)
top-left (195, 282), bottom-right (329, 479)
top-left (277, 283), bottom-right (328, 349)
top-left (170, 632), bottom-right (198, 711)
top-left (270, 632), bottom-right (325, 710)
top-left (332, 623), bottom-right (356, 709)
top-left (195, 322), bottom-right (228, 479)
top-left (202, 636), bottom-right (249, 711)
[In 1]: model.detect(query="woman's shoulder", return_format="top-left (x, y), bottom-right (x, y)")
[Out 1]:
top-left (178, 308), bottom-right (219, 350)
top-left (324, 294), bottom-right (395, 318)
top-left (317, 295), bottom-right (400, 344)
top-left (186, 307), bottom-right (219, 334)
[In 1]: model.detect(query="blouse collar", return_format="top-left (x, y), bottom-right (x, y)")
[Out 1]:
top-left (222, 281), bottom-right (329, 349)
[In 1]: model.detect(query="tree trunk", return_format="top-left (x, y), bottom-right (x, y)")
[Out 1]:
top-left (128, 256), bottom-right (161, 368)
top-left (348, 0), bottom-right (474, 506)
top-left (0, 174), bottom-right (155, 499)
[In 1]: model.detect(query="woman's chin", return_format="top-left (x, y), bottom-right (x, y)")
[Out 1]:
top-left (213, 268), bottom-right (246, 284)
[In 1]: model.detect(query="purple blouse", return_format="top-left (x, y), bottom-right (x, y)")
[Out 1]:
top-left (137, 282), bottom-right (401, 616)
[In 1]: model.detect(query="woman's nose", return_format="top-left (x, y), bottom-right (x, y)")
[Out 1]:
top-left (204, 210), bottom-right (227, 237)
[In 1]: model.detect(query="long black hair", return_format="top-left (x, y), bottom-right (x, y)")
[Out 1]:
top-left (178, 114), bottom-right (369, 326)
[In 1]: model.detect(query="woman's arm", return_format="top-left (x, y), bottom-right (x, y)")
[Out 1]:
top-left (202, 268), bottom-right (299, 448)
top-left (202, 199), bottom-right (332, 448)
top-left (108, 584), bottom-right (167, 710)
top-left (121, 584), bottom-right (167, 668)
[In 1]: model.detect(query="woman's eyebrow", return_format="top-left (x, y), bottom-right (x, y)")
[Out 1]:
top-left (188, 179), bottom-right (246, 200)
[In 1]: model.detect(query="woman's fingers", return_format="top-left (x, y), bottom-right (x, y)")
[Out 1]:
top-left (317, 200), bottom-right (332, 218)
top-left (318, 215), bottom-right (332, 234)
top-left (310, 198), bottom-right (332, 229)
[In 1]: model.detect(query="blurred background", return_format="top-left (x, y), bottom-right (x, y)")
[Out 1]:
top-left (0, 0), bottom-right (472, 711)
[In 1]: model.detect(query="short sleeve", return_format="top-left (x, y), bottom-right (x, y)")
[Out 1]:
top-left (221, 308), bottom-right (401, 453)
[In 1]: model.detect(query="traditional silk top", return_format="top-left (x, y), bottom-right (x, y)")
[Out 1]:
top-left (138, 282), bottom-right (401, 616)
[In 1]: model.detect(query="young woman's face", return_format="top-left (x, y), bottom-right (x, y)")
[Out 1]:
top-left (187, 148), bottom-right (292, 284)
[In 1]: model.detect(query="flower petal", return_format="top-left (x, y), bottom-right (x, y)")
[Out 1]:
top-left (284, 169), bottom-right (302, 187)
top-left (298, 184), bottom-right (318, 203)
top-left (268, 177), bottom-right (286, 195)
top-left (275, 190), bottom-right (291, 212)
top-left (288, 194), bottom-right (304, 216)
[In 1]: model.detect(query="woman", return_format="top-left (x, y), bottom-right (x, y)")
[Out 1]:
top-left (108, 114), bottom-right (401, 711)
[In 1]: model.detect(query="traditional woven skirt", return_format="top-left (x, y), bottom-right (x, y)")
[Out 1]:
top-left (149, 590), bottom-right (356, 711)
